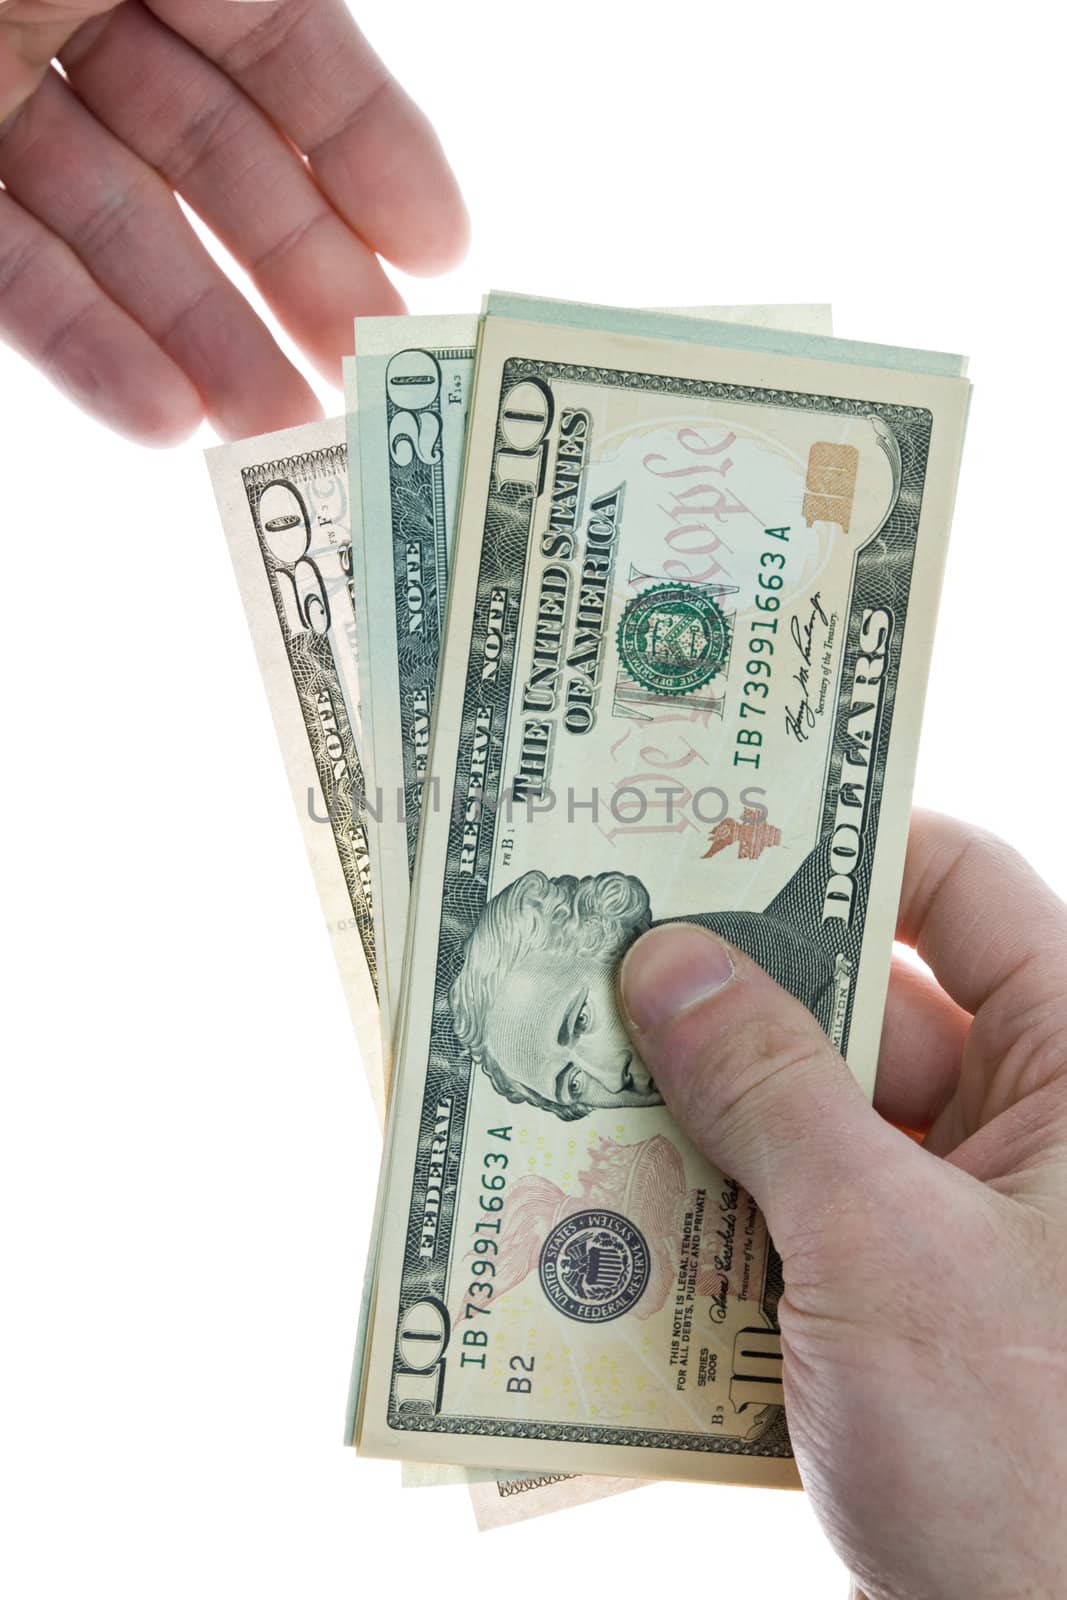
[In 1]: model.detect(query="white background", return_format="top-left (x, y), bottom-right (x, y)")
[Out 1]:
top-left (2, 2), bottom-right (1062, 1595)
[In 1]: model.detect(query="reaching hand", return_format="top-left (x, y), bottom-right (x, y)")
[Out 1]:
top-left (619, 810), bottom-right (1067, 1600)
top-left (0, 0), bottom-right (468, 443)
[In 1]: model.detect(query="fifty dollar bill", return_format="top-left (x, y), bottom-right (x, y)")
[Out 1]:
top-left (207, 421), bottom-right (384, 1118)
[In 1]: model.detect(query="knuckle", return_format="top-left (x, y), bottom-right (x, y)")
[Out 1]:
top-left (0, 48), bottom-right (49, 134)
top-left (37, 299), bottom-right (100, 382)
top-left (155, 279), bottom-right (225, 356)
top-left (68, 174), bottom-right (150, 263)
top-left (0, 76), bottom-right (44, 153)
top-left (166, 93), bottom-right (247, 190)
top-left (309, 73), bottom-right (393, 157)
top-left (950, 826), bottom-right (1042, 907)
top-left (217, 0), bottom-right (316, 79)
top-left (0, 96), bottom-right (28, 146)
top-left (251, 206), bottom-right (329, 278)
top-left (975, 976), bottom-right (1067, 1106)
top-left (961, 820), bottom-right (1016, 860)
top-left (0, 223), bottom-right (44, 302)
top-left (910, 821), bottom-right (1021, 929)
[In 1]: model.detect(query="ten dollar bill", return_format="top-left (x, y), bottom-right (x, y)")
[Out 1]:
top-left (352, 304), bottom-right (968, 1483)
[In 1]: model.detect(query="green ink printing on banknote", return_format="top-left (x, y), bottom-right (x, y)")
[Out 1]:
top-left (617, 583), bottom-right (732, 695)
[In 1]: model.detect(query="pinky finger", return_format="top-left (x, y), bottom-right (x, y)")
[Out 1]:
top-left (0, 187), bottom-right (203, 446)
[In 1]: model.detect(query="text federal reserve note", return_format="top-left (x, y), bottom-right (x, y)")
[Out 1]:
top-left (352, 305), bottom-right (968, 1482)
top-left (357, 306), bottom-right (837, 1516)
top-left (355, 306), bottom-right (834, 1037)
top-left (208, 421), bottom-right (383, 1118)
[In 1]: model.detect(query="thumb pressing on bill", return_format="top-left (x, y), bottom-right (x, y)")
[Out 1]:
top-left (614, 919), bottom-right (1025, 1600)
top-left (616, 922), bottom-right (918, 1285)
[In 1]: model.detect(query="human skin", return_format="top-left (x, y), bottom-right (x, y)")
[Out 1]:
top-left (618, 810), bottom-right (1067, 1600)
top-left (0, 0), bottom-right (468, 442)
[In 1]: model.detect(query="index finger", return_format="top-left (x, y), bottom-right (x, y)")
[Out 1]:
top-left (897, 809), bottom-right (1067, 1015)
top-left (146, 0), bottom-right (469, 275)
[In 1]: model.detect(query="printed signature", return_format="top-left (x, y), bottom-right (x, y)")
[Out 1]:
top-left (784, 592), bottom-right (829, 743)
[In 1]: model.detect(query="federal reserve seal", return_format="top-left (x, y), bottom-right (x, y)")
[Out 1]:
top-left (617, 582), bottom-right (731, 695)
top-left (538, 1209), bottom-right (650, 1323)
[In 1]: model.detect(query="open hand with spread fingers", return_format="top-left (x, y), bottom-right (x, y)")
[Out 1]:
top-left (0, 1), bottom-right (468, 443)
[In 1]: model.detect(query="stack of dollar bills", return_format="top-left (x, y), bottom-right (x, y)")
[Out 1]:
top-left (208, 295), bottom-right (969, 1527)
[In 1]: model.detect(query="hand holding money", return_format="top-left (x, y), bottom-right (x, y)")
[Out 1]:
top-left (208, 285), bottom-right (1066, 1596)
top-left (353, 298), bottom-right (970, 1484)
top-left (620, 812), bottom-right (1067, 1600)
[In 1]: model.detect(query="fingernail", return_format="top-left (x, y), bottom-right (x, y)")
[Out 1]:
top-left (619, 924), bottom-right (735, 1033)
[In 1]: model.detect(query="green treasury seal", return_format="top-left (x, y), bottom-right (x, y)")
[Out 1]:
top-left (617, 583), bottom-right (732, 695)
